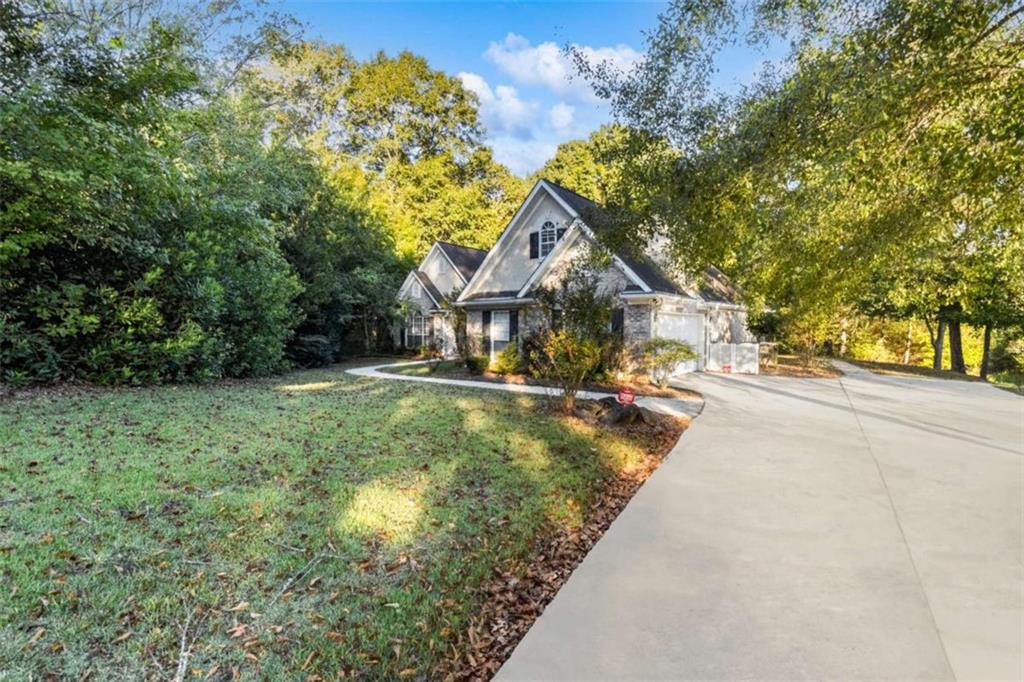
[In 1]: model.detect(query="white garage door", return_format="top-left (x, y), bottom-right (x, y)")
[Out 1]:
top-left (656, 313), bottom-right (704, 374)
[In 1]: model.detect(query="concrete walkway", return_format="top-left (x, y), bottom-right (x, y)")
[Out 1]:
top-left (345, 360), bottom-right (704, 420)
top-left (497, 366), bottom-right (1023, 680)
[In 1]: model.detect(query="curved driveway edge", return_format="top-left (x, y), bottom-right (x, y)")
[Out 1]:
top-left (345, 360), bottom-right (705, 420)
top-left (497, 369), bottom-right (1022, 681)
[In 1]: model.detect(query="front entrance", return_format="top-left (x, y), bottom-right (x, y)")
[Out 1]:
top-left (490, 310), bottom-right (510, 362)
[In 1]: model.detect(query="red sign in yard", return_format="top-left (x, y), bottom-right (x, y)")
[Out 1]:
top-left (617, 387), bottom-right (636, 405)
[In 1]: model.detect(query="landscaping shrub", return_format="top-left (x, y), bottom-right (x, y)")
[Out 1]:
top-left (534, 330), bottom-right (605, 411)
top-left (533, 253), bottom-right (622, 409)
top-left (642, 338), bottom-right (697, 387)
top-left (465, 355), bottom-right (489, 374)
top-left (491, 344), bottom-right (522, 374)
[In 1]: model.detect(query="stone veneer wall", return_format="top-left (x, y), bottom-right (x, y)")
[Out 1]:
top-left (622, 303), bottom-right (653, 372)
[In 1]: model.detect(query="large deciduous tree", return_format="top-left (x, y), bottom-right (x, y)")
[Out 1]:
top-left (251, 43), bottom-right (525, 259)
top-left (578, 0), bottom-right (1024, 374)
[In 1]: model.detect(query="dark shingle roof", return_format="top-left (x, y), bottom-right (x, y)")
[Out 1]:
top-left (414, 271), bottom-right (444, 307)
top-left (461, 289), bottom-right (519, 301)
top-left (436, 241), bottom-right (488, 283)
top-left (542, 180), bottom-right (685, 296)
top-left (544, 180), bottom-right (603, 218)
top-left (616, 252), bottom-right (685, 296)
top-left (698, 266), bottom-right (740, 304)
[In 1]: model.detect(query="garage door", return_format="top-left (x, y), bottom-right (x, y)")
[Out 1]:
top-left (656, 313), bottom-right (704, 373)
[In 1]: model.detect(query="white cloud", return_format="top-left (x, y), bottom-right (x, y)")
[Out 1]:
top-left (485, 33), bottom-right (641, 102)
top-left (548, 102), bottom-right (575, 132)
top-left (458, 71), bottom-right (539, 138)
top-left (489, 136), bottom-right (560, 176)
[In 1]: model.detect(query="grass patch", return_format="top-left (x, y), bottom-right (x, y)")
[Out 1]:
top-left (848, 359), bottom-right (1023, 394)
top-left (0, 361), bottom-right (671, 679)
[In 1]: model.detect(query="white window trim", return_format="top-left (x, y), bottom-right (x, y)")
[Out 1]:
top-left (490, 310), bottom-right (510, 360)
top-left (540, 220), bottom-right (558, 257)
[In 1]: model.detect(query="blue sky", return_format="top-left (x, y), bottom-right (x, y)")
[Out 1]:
top-left (284, 1), bottom-right (783, 175)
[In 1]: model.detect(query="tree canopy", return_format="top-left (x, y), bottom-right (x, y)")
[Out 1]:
top-left (3, 1), bottom-right (526, 385)
top-left (578, 0), bottom-right (1024, 371)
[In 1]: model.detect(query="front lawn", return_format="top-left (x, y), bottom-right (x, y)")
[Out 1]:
top-left (0, 362), bottom-right (676, 679)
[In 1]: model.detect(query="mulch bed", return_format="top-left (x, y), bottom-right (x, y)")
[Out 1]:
top-left (433, 403), bottom-right (688, 681)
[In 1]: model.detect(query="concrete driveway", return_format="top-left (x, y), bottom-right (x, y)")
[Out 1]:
top-left (498, 364), bottom-right (1023, 681)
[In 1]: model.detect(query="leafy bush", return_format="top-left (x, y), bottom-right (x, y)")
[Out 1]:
top-left (533, 330), bottom-right (604, 411)
top-left (642, 338), bottom-right (697, 387)
top-left (287, 335), bottom-right (335, 368)
top-left (532, 254), bottom-right (623, 408)
top-left (491, 344), bottom-right (522, 374)
top-left (0, 9), bottom-right (403, 386)
top-left (465, 355), bottom-right (489, 375)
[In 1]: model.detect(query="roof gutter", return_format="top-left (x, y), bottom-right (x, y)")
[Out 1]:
top-left (455, 297), bottom-right (536, 309)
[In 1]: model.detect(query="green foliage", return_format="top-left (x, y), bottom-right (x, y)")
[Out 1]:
top-left (581, 0), bottom-right (1024, 364)
top-left (250, 42), bottom-right (526, 260)
top-left (491, 344), bottom-right (523, 375)
top-left (535, 330), bottom-right (605, 411)
top-left (0, 363), bottom-right (663, 679)
top-left (642, 338), bottom-right (697, 387)
top-left (464, 355), bottom-right (489, 375)
top-left (0, 3), bottom-right (405, 385)
top-left (531, 255), bottom-right (625, 408)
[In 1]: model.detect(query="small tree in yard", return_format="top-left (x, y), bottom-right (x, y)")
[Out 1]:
top-left (643, 338), bottom-right (697, 387)
top-left (533, 253), bottom-right (621, 411)
top-left (539, 330), bottom-right (604, 411)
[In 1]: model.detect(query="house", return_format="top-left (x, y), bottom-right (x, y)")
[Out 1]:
top-left (395, 240), bottom-right (487, 357)
top-left (395, 179), bottom-right (757, 373)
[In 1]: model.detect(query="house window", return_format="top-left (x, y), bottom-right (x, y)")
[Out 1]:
top-left (411, 314), bottom-right (426, 336)
top-left (540, 221), bottom-right (558, 257)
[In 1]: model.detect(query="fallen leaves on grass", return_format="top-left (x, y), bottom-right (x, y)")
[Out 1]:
top-left (435, 414), bottom-right (688, 681)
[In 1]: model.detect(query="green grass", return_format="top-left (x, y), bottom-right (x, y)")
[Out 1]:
top-left (848, 359), bottom-right (1023, 395)
top-left (0, 362), bottom-right (659, 679)
top-left (388, 360), bottom-right (465, 377)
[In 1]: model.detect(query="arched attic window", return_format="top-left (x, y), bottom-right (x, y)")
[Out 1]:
top-left (530, 221), bottom-right (567, 259)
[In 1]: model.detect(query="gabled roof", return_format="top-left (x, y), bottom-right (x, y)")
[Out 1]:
top-left (435, 241), bottom-right (488, 283)
top-left (544, 181), bottom-right (603, 218)
top-left (540, 180), bottom-right (683, 296)
top-left (413, 271), bottom-right (444, 306)
top-left (456, 178), bottom-right (741, 306)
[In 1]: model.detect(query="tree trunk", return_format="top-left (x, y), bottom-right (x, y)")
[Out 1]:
top-left (902, 321), bottom-right (912, 365)
top-left (931, 319), bottom-right (946, 370)
top-left (948, 320), bottom-right (966, 374)
top-left (839, 318), bottom-right (848, 357)
top-left (980, 323), bottom-right (993, 380)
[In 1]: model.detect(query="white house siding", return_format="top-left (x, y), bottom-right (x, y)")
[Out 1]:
top-left (464, 193), bottom-right (574, 296)
top-left (420, 247), bottom-right (462, 297)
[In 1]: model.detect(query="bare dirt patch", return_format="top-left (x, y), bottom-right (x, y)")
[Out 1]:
top-left (760, 354), bottom-right (843, 378)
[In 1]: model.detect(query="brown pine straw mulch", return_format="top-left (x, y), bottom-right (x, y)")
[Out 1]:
top-left (433, 409), bottom-right (690, 681)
